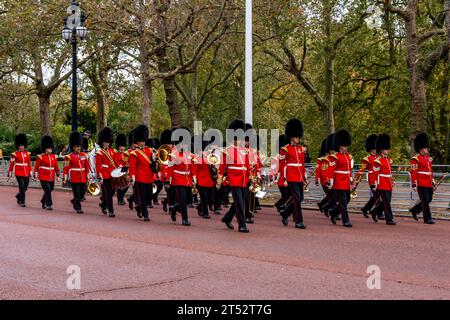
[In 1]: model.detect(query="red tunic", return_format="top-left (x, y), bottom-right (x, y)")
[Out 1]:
top-left (410, 154), bottom-right (433, 188)
top-left (218, 146), bottom-right (251, 188)
top-left (279, 144), bottom-right (306, 183)
top-left (355, 154), bottom-right (377, 186)
top-left (315, 158), bottom-right (322, 184)
top-left (328, 152), bottom-right (353, 191)
top-left (320, 157), bottom-right (330, 186)
top-left (96, 148), bottom-right (117, 180)
top-left (167, 151), bottom-right (196, 187)
top-left (8, 151), bottom-right (32, 177)
top-left (34, 153), bottom-right (60, 182)
top-left (373, 156), bottom-right (393, 191)
top-left (114, 151), bottom-right (130, 167)
top-left (128, 147), bottom-right (155, 184)
top-left (63, 152), bottom-right (89, 183)
top-left (194, 152), bottom-right (215, 188)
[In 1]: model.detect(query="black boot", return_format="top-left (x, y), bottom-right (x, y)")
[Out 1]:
top-left (239, 226), bottom-right (249, 233)
top-left (409, 208), bottom-right (419, 221)
top-left (295, 223), bottom-right (306, 229)
top-left (221, 217), bottom-right (234, 230)
top-left (361, 208), bottom-right (369, 218)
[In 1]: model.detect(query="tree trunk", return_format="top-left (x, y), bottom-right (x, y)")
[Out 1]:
top-left (139, 35), bottom-right (152, 129)
top-left (95, 84), bottom-right (107, 133)
top-left (162, 75), bottom-right (181, 128)
top-left (38, 93), bottom-right (52, 137)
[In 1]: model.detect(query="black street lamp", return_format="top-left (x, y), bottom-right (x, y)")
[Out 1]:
top-left (62, 1), bottom-right (87, 132)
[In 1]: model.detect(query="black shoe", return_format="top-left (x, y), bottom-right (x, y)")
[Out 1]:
top-left (282, 216), bottom-right (288, 226)
top-left (295, 223), bottom-right (307, 229)
top-left (409, 209), bottom-right (419, 221)
top-left (223, 204), bottom-right (230, 208)
top-left (214, 210), bottom-right (221, 215)
top-left (46, 206), bottom-right (53, 211)
top-left (153, 200), bottom-right (160, 205)
top-left (335, 216), bottom-right (341, 221)
top-left (127, 198), bottom-right (134, 210)
top-left (324, 209), bottom-right (330, 218)
top-left (239, 227), bottom-right (250, 233)
top-left (317, 203), bottom-right (324, 213)
top-left (246, 218), bottom-right (254, 224)
top-left (118, 201), bottom-right (126, 206)
top-left (163, 203), bottom-right (168, 213)
top-left (109, 212), bottom-right (115, 218)
top-left (330, 215), bottom-right (337, 225)
top-left (182, 220), bottom-right (191, 226)
top-left (147, 204), bottom-right (153, 208)
top-left (16, 194), bottom-right (20, 204)
top-left (143, 217), bottom-right (150, 222)
top-left (99, 203), bottom-right (107, 215)
top-left (256, 206), bottom-right (262, 211)
top-left (343, 222), bottom-right (353, 228)
top-left (188, 204), bottom-right (195, 208)
top-left (76, 210), bottom-right (84, 214)
top-left (41, 200), bottom-right (46, 209)
top-left (386, 220), bottom-right (396, 226)
top-left (361, 208), bottom-right (369, 218)
top-left (202, 214), bottom-right (211, 219)
top-left (370, 211), bottom-right (378, 223)
top-left (20, 204), bottom-right (26, 207)
top-left (221, 218), bottom-right (234, 230)
top-left (81, 197), bottom-right (86, 202)
top-left (378, 215), bottom-right (385, 220)
top-left (425, 220), bottom-right (435, 225)
top-left (136, 211), bottom-right (143, 219)
top-left (170, 208), bottom-right (177, 222)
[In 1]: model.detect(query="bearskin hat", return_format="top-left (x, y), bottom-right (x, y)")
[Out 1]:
top-left (365, 134), bottom-right (378, 152)
top-left (333, 129), bottom-right (351, 149)
top-left (147, 138), bottom-right (160, 150)
top-left (69, 131), bottom-right (83, 148)
top-left (115, 134), bottom-right (127, 148)
top-left (326, 134), bottom-right (335, 152)
top-left (134, 125), bottom-right (149, 143)
top-left (227, 119), bottom-right (246, 131)
top-left (14, 134), bottom-right (28, 149)
top-left (128, 130), bottom-right (136, 146)
top-left (160, 129), bottom-right (172, 145)
top-left (376, 134), bottom-right (391, 151)
top-left (82, 138), bottom-right (89, 151)
top-left (40, 135), bottom-right (54, 152)
top-left (414, 133), bottom-right (430, 153)
top-left (97, 127), bottom-right (114, 145)
top-left (319, 139), bottom-right (327, 157)
top-left (285, 118), bottom-right (304, 139)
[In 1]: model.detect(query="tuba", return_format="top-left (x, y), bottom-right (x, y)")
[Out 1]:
top-left (87, 143), bottom-right (101, 196)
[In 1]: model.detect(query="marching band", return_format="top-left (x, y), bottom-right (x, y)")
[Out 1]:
top-left (5, 118), bottom-right (444, 230)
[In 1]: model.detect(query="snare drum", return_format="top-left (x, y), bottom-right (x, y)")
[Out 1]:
top-left (111, 167), bottom-right (130, 190)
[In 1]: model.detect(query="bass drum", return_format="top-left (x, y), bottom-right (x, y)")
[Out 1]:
top-left (111, 167), bottom-right (130, 191)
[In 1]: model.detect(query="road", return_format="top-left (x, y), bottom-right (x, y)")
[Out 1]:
top-left (0, 186), bottom-right (449, 300)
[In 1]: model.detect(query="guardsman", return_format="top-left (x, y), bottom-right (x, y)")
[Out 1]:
top-left (96, 127), bottom-right (116, 218)
top-left (194, 140), bottom-right (216, 219)
top-left (279, 119), bottom-right (307, 229)
top-left (114, 133), bottom-right (129, 206)
top-left (167, 128), bottom-right (197, 226)
top-left (34, 136), bottom-right (60, 210)
top-left (328, 129), bottom-right (353, 227)
top-left (126, 130), bottom-right (138, 210)
top-left (63, 132), bottom-right (89, 214)
top-left (316, 139), bottom-right (329, 214)
top-left (159, 129), bottom-right (173, 213)
top-left (148, 138), bottom-right (163, 207)
top-left (322, 134), bottom-right (337, 217)
top-left (273, 134), bottom-right (289, 215)
top-left (355, 135), bottom-right (382, 219)
top-left (129, 125), bottom-right (155, 222)
top-left (8, 134), bottom-right (32, 207)
top-left (217, 119), bottom-right (251, 233)
top-left (370, 134), bottom-right (396, 225)
top-left (245, 124), bottom-right (261, 224)
top-left (409, 133), bottom-right (436, 224)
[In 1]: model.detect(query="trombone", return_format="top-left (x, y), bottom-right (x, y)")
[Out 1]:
top-left (303, 167), bottom-right (317, 192)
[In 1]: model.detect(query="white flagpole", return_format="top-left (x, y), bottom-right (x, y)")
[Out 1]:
top-left (245, 0), bottom-right (253, 125)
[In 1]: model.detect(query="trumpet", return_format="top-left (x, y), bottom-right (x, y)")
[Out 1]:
top-left (87, 181), bottom-right (101, 196)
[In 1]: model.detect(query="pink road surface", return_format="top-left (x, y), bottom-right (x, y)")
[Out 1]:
top-left (0, 186), bottom-right (449, 300)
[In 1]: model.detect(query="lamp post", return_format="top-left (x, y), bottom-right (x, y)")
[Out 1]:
top-left (245, 0), bottom-right (253, 125)
top-left (62, 1), bottom-right (87, 132)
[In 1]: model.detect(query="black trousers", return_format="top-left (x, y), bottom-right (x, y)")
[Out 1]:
top-left (410, 187), bottom-right (433, 222)
top-left (372, 190), bottom-right (394, 222)
top-left (153, 180), bottom-right (163, 203)
top-left (288, 182), bottom-right (304, 224)
top-left (71, 183), bottom-right (85, 211)
top-left (246, 186), bottom-right (254, 218)
top-left (220, 185), bottom-right (230, 205)
top-left (335, 190), bottom-right (351, 224)
top-left (101, 179), bottom-right (115, 214)
top-left (173, 185), bottom-right (189, 221)
top-left (318, 185), bottom-right (330, 211)
top-left (362, 185), bottom-right (378, 213)
top-left (223, 187), bottom-right (247, 229)
top-left (275, 186), bottom-right (289, 214)
top-left (16, 176), bottom-right (30, 204)
top-left (198, 186), bottom-right (213, 216)
top-left (40, 181), bottom-right (54, 207)
top-left (136, 182), bottom-right (153, 219)
top-left (117, 187), bottom-right (128, 204)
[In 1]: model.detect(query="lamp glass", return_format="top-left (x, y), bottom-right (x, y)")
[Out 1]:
top-left (76, 26), bottom-right (87, 40)
top-left (62, 27), bottom-right (72, 42)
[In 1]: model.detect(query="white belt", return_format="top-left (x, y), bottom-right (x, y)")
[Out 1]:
top-left (287, 163), bottom-right (303, 167)
top-left (70, 168), bottom-right (85, 172)
top-left (418, 171), bottom-right (432, 175)
top-left (40, 166), bottom-right (55, 170)
top-left (101, 164), bottom-right (110, 168)
top-left (368, 171), bottom-right (374, 174)
top-left (15, 163), bottom-right (28, 166)
top-left (174, 170), bottom-right (190, 175)
top-left (335, 170), bottom-right (350, 174)
top-left (379, 174), bottom-right (392, 178)
top-left (228, 166), bottom-right (246, 171)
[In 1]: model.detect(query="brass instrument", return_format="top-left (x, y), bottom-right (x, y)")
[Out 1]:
top-left (153, 183), bottom-right (158, 194)
top-left (156, 144), bottom-right (172, 165)
top-left (434, 173), bottom-right (448, 192)
top-left (87, 181), bottom-right (101, 196)
top-left (192, 184), bottom-right (199, 196)
top-left (304, 167), bottom-right (318, 192)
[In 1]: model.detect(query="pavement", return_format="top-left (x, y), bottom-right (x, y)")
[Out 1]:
top-left (0, 185), bottom-right (449, 300)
